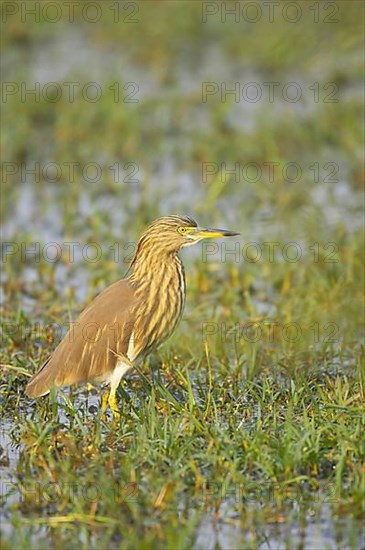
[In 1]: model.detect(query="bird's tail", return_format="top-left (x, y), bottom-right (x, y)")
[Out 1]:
top-left (26, 358), bottom-right (52, 398)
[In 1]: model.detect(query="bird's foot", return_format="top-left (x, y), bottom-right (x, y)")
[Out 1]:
top-left (101, 388), bottom-right (120, 420)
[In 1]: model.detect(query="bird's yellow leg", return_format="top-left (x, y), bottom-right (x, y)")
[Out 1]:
top-left (108, 388), bottom-right (120, 418)
top-left (101, 388), bottom-right (110, 416)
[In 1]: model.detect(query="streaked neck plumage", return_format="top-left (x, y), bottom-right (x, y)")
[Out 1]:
top-left (127, 241), bottom-right (186, 359)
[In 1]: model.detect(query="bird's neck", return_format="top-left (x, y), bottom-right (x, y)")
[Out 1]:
top-left (127, 250), bottom-right (186, 359)
top-left (129, 249), bottom-right (184, 291)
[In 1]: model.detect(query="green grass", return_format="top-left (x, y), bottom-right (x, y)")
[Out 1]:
top-left (1, 1), bottom-right (364, 548)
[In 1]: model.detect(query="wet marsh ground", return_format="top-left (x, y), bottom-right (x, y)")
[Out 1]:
top-left (1, 1), bottom-right (364, 549)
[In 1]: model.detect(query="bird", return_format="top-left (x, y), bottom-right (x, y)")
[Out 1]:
top-left (26, 215), bottom-right (239, 416)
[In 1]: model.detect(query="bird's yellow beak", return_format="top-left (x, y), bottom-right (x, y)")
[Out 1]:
top-left (192, 227), bottom-right (240, 239)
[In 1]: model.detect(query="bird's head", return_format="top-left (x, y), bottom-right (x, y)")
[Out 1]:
top-left (134, 215), bottom-right (239, 258)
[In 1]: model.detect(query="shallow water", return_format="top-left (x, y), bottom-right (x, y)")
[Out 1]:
top-left (1, 10), bottom-right (364, 550)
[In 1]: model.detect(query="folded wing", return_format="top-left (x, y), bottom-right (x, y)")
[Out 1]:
top-left (26, 279), bottom-right (136, 397)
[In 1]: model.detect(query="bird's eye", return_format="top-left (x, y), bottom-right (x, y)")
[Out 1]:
top-left (178, 226), bottom-right (188, 235)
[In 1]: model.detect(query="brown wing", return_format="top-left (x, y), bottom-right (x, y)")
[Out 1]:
top-left (26, 279), bottom-right (136, 397)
